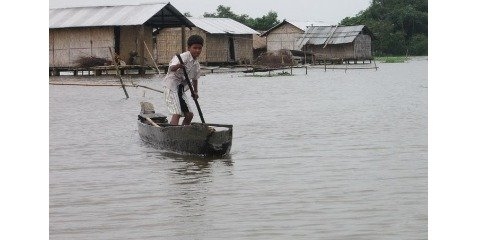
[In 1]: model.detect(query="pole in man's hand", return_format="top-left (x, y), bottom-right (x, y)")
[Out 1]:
top-left (175, 54), bottom-right (205, 123)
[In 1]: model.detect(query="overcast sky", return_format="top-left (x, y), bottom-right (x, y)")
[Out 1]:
top-left (49, 0), bottom-right (371, 25)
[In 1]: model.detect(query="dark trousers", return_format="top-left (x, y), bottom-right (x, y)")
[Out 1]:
top-left (178, 85), bottom-right (189, 113)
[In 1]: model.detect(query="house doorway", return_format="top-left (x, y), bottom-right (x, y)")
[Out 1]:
top-left (228, 36), bottom-right (235, 62)
top-left (114, 26), bottom-right (121, 54)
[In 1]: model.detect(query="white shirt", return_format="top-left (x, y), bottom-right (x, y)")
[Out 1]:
top-left (163, 51), bottom-right (201, 91)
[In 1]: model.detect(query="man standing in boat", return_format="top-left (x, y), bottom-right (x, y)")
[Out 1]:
top-left (163, 35), bottom-right (203, 125)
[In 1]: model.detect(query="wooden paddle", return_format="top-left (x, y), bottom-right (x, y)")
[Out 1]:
top-left (176, 54), bottom-right (205, 124)
top-left (145, 117), bottom-right (160, 127)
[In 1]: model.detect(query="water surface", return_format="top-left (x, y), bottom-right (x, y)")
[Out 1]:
top-left (50, 58), bottom-right (427, 239)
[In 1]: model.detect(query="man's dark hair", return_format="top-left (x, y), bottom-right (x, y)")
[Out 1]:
top-left (187, 35), bottom-right (204, 47)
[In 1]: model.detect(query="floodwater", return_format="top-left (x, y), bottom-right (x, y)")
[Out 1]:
top-left (50, 57), bottom-right (427, 239)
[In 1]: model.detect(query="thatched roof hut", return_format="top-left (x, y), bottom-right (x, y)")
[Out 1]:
top-left (260, 20), bottom-right (324, 51)
top-left (49, 3), bottom-right (194, 69)
top-left (296, 25), bottom-right (375, 62)
top-left (156, 17), bottom-right (259, 65)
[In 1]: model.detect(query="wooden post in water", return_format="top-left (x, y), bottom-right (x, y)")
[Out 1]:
top-left (324, 56), bottom-right (327, 72)
top-left (138, 26), bottom-right (145, 75)
top-left (109, 47), bottom-right (129, 99)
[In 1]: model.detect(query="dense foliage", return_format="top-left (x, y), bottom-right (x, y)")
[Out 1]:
top-left (203, 5), bottom-right (280, 31)
top-left (340, 0), bottom-right (428, 56)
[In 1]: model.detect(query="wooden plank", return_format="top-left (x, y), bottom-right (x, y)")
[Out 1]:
top-left (145, 117), bottom-right (160, 127)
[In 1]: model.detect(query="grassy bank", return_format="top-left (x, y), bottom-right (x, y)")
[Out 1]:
top-left (374, 56), bottom-right (410, 63)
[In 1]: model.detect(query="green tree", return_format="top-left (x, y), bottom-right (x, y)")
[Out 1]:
top-left (408, 33), bottom-right (428, 55)
top-left (341, 0), bottom-right (428, 56)
top-left (249, 11), bottom-right (279, 31)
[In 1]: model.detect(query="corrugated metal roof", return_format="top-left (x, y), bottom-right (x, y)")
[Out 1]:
top-left (50, 3), bottom-right (194, 29)
top-left (289, 21), bottom-right (326, 31)
top-left (187, 17), bottom-right (259, 35)
top-left (296, 25), bottom-right (371, 48)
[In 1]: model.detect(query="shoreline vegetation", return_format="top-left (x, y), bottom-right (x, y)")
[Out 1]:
top-left (374, 56), bottom-right (410, 63)
top-left (340, 0), bottom-right (427, 56)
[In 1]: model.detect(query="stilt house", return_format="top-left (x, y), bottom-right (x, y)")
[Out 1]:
top-left (49, 3), bottom-right (194, 72)
top-left (296, 25), bottom-right (375, 62)
top-left (156, 17), bottom-right (259, 65)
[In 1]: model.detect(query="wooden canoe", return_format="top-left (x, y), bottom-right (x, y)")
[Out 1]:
top-left (137, 102), bottom-right (233, 156)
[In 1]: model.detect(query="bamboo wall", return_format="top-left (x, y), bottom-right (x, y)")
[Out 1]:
top-left (49, 27), bottom-right (114, 67)
top-left (305, 44), bottom-right (354, 60)
top-left (203, 34), bottom-right (228, 63)
top-left (49, 26), bottom-right (154, 67)
top-left (266, 23), bottom-right (304, 51)
top-left (157, 28), bottom-right (206, 63)
top-left (233, 34), bottom-right (254, 64)
top-left (303, 33), bottom-right (372, 61)
top-left (353, 34), bottom-right (372, 59)
top-left (156, 27), bottom-right (254, 64)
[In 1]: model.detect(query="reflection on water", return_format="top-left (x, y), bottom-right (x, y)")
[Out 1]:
top-left (50, 58), bottom-right (427, 239)
top-left (154, 152), bottom-right (233, 238)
